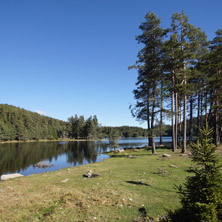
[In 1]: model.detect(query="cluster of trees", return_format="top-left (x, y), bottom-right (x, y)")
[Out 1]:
top-left (0, 104), bottom-right (67, 141)
top-left (67, 115), bottom-right (151, 140)
top-left (130, 11), bottom-right (222, 154)
top-left (100, 126), bottom-right (148, 138)
top-left (67, 115), bottom-right (99, 139)
top-left (0, 104), bottom-right (152, 142)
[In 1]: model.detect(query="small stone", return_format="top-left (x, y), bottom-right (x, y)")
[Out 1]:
top-left (83, 170), bottom-right (100, 178)
top-left (162, 154), bottom-right (171, 158)
top-left (35, 162), bottom-right (54, 168)
top-left (129, 198), bottom-right (133, 201)
top-left (61, 179), bottom-right (69, 183)
top-left (128, 155), bottom-right (136, 159)
top-left (118, 149), bottom-right (125, 153)
top-left (170, 164), bottom-right (178, 168)
top-left (84, 170), bottom-right (92, 178)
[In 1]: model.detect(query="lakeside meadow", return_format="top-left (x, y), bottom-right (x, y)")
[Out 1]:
top-left (0, 146), bottom-right (193, 221)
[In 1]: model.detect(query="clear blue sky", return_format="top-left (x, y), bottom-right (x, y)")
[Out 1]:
top-left (0, 0), bottom-right (221, 127)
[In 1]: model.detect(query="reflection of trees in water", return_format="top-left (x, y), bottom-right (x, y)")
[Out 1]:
top-left (0, 141), bottom-right (110, 175)
top-left (0, 142), bottom-right (63, 175)
top-left (66, 142), bottom-right (98, 165)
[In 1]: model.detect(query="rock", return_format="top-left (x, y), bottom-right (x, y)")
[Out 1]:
top-left (84, 170), bottom-right (92, 178)
top-left (61, 179), bottom-right (69, 183)
top-left (83, 170), bottom-right (100, 178)
top-left (118, 149), bottom-right (125, 153)
top-left (128, 155), bottom-right (136, 159)
top-left (34, 162), bottom-right (54, 168)
top-left (162, 154), bottom-right (171, 158)
top-left (170, 164), bottom-right (178, 168)
top-left (1, 173), bottom-right (24, 181)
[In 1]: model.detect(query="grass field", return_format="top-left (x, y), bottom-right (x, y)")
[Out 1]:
top-left (1, 146), bottom-right (219, 221)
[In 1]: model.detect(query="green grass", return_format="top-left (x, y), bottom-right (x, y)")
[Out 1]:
top-left (0, 147), bottom-right (200, 221)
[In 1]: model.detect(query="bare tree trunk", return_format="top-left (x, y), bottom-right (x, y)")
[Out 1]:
top-left (189, 95), bottom-right (193, 144)
top-left (172, 72), bottom-right (176, 152)
top-left (215, 99), bottom-right (220, 145)
top-left (200, 87), bottom-right (203, 129)
top-left (179, 98), bottom-right (182, 148)
top-left (151, 88), bottom-right (156, 154)
top-left (197, 91), bottom-right (201, 136)
top-left (147, 94), bottom-right (152, 146)
top-left (204, 88), bottom-right (208, 127)
top-left (160, 80), bottom-right (163, 145)
top-left (175, 92), bottom-right (178, 149)
top-left (207, 91), bottom-right (213, 129)
top-left (183, 94), bottom-right (187, 153)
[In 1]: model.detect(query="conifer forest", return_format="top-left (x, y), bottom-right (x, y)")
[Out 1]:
top-left (0, 104), bottom-right (148, 141)
top-left (130, 11), bottom-right (222, 154)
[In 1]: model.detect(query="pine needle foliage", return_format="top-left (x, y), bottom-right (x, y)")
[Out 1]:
top-left (168, 126), bottom-right (222, 222)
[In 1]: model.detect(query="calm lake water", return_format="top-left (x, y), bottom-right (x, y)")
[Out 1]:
top-left (0, 137), bottom-right (172, 176)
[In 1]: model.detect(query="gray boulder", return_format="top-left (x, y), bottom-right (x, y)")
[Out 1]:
top-left (1, 173), bottom-right (24, 181)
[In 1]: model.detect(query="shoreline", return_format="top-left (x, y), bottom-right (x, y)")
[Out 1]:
top-left (0, 138), bottom-right (107, 144)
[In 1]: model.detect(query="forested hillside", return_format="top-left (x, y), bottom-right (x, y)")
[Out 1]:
top-left (0, 104), bottom-right (67, 141)
top-left (0, 104), bottom-right (151, 142)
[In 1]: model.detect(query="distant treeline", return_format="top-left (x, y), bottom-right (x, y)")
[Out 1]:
top-left (67, 115), bottom-right (151, 139)
top-left (0, 104), bottom-right (164, 142)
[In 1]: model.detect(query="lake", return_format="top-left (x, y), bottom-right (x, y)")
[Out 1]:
top-left (0, 137), bottom-right (172, 176)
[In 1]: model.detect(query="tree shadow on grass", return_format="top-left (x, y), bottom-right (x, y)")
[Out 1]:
top-left (126, 181), bottom-right (150, 186)
top-left (126, 181), bottom-right (175, 194)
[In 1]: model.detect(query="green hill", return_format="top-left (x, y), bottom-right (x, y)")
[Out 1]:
top-left (0, 104), bottom-right (67, 141)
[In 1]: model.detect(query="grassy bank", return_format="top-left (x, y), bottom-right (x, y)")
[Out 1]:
top-left (0, 147), bottom-right (196, 221)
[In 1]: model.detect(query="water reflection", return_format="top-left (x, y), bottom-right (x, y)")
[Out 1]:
top-left (0, 137), bottom-right (172, 176)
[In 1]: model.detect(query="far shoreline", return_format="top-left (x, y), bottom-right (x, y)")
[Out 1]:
top-left (0, 138), bottom-right (107, 144)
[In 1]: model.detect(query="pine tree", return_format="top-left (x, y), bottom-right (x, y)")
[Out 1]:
top-left (169, 126), bottom-right (222, 221)
top-left (130, 12), bottom-right (165, 154)
top-left (207, 29), bottom-right (222, 145)
top-left (169, 11), bottom-right (206, 152)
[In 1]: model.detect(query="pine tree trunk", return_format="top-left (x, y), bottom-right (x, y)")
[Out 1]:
top-left (200, 87), bottom-right (203, 129)
top-left (147, 94), bottom-right (152, 146)
top-left (207, 91), bottom-right (213, 129)
top-left (204, 89), bottom-right (208, 127)
top-left (179, 98), bottom-right (182, 148)
top-left (189, 95), bottom-right (193, 144)
top-left (175, 92), bottom-right (178, 149)
top-left (160, 80), bottom-right (163, 145)
top-left (151, 88), bottom-right (156, 154)
top-left (215, 99), bottom-right (220, 145)
top-left (171, 78), bottom-right (176, 152)
top-left (197, 91), bottom-right (201, 136)
top-left (183, 94), bottom-right (187, 153)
